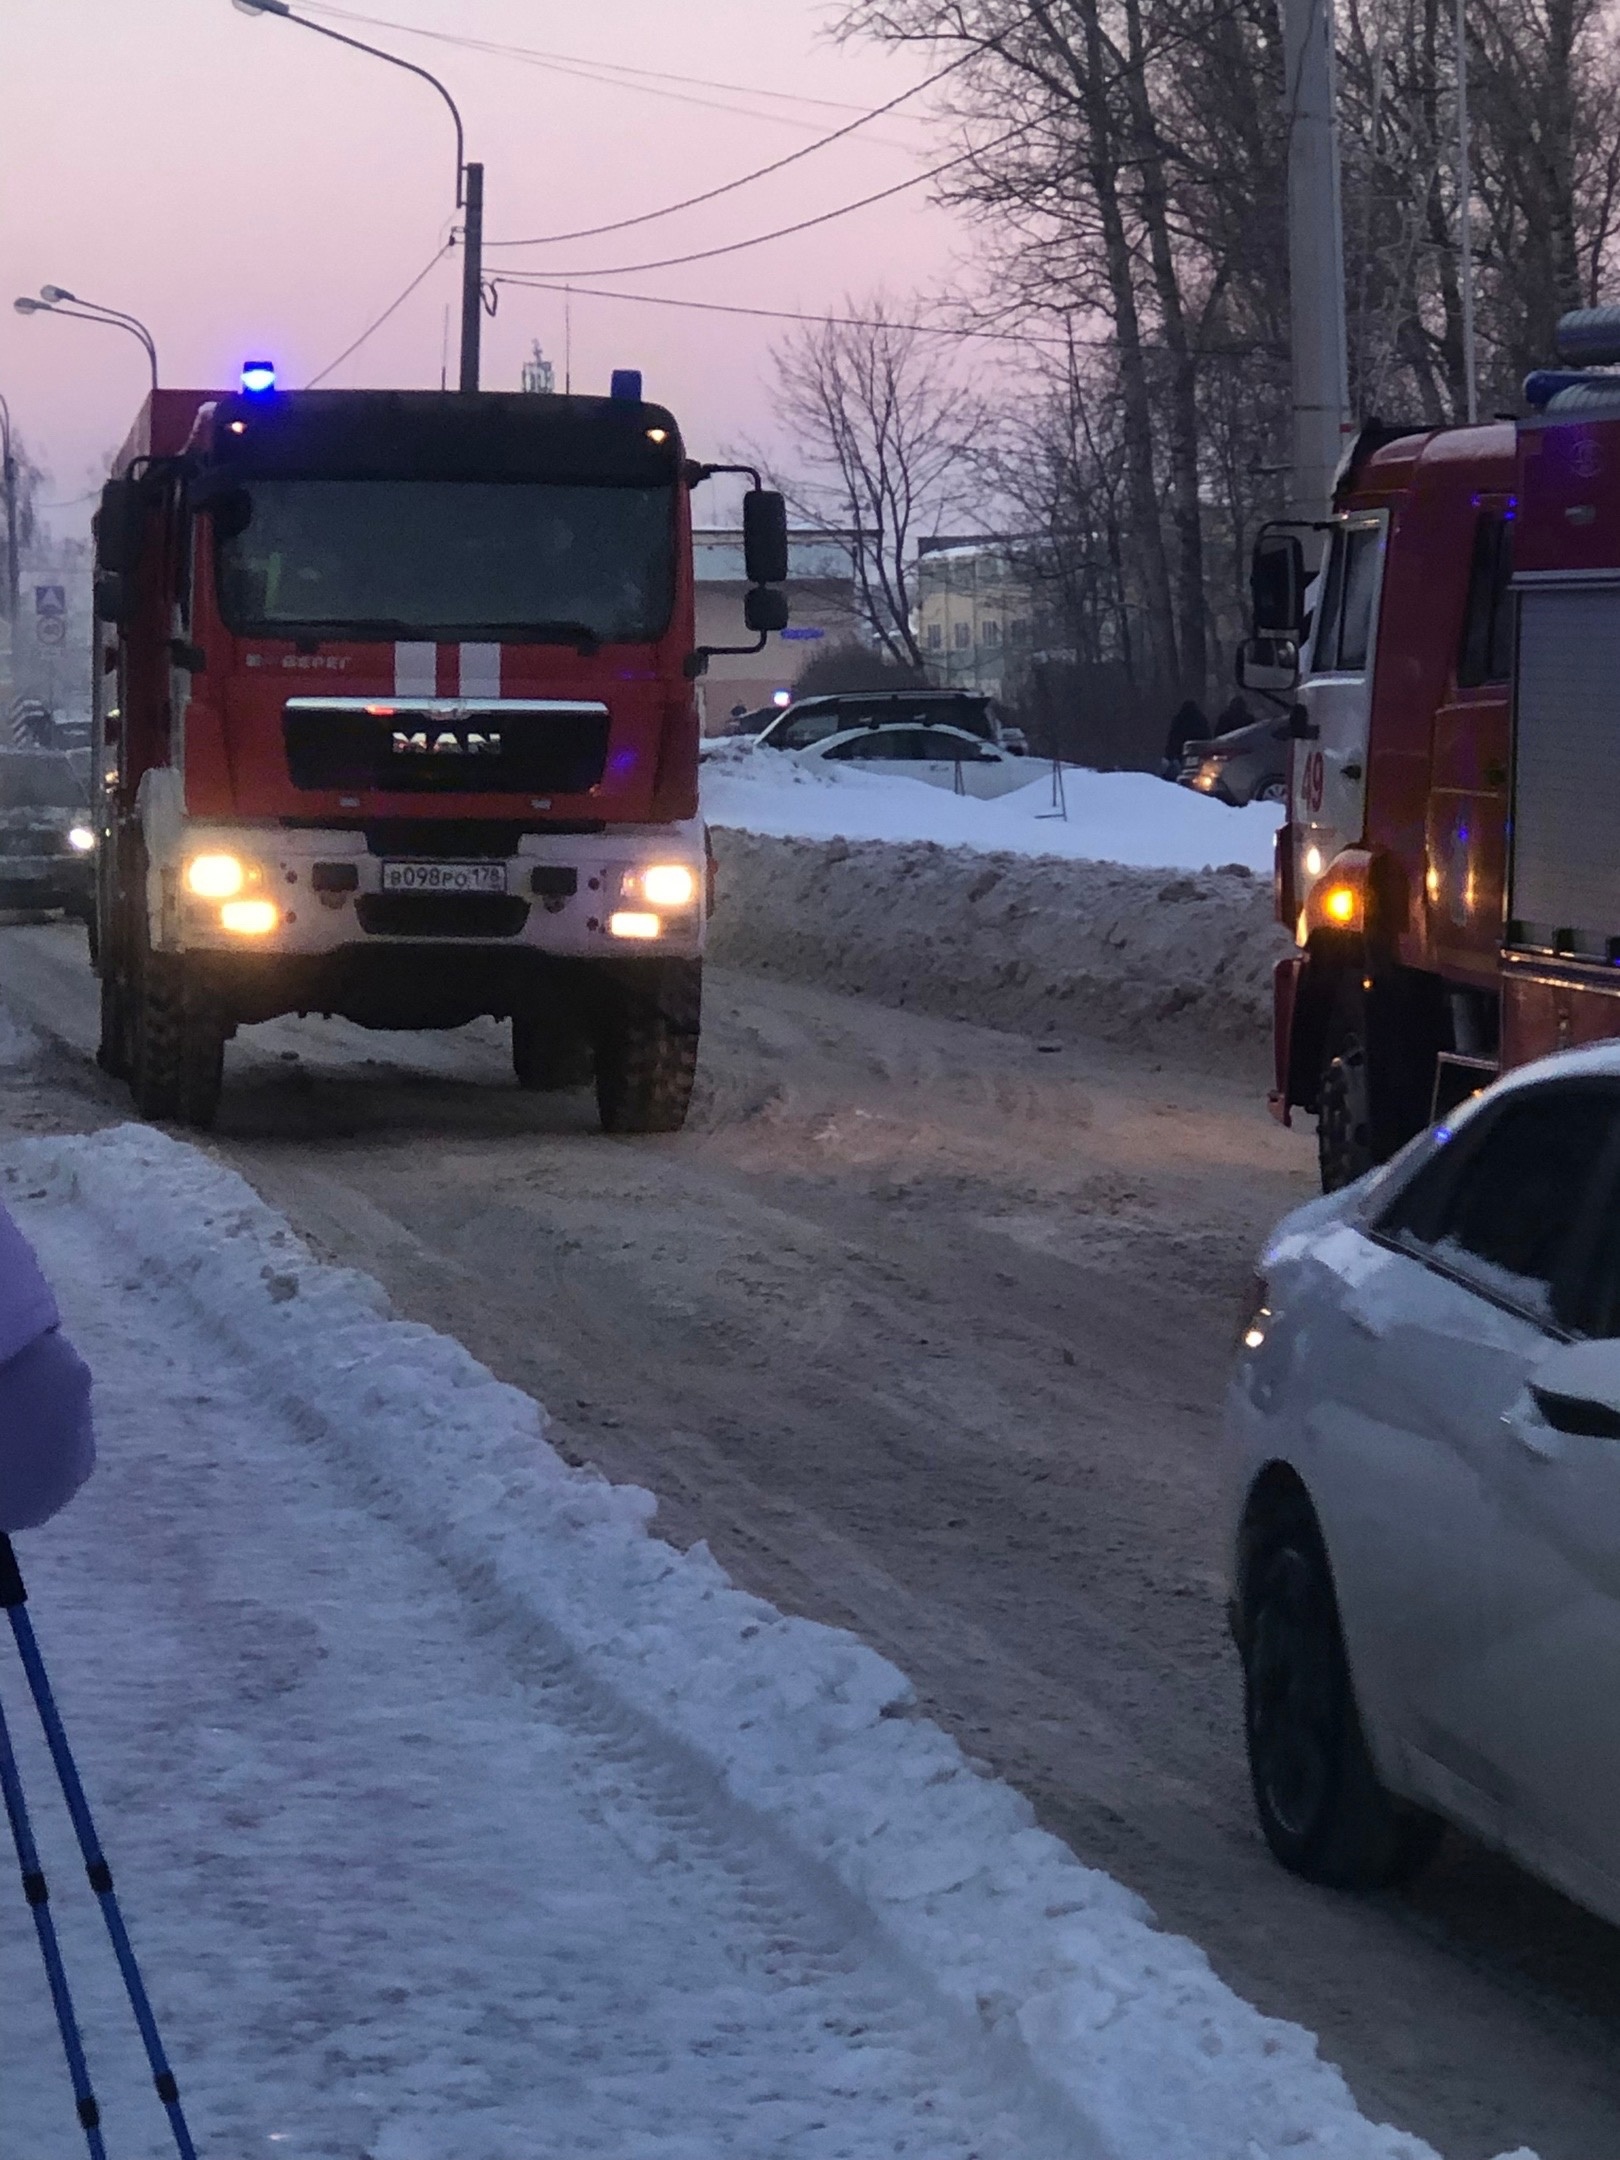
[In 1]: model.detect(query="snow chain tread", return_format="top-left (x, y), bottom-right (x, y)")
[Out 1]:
top-left (131, 954), bottom-right (224, 1131)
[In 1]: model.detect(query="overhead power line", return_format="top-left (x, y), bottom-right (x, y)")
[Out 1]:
top-left (305, 242), bottom-right (452, 387)
top-left (488, 53), bottom-right (970, 250)
top-left (301, 4), bottom-right (935, 134)
top-left (483, 131), bottom-right (1027, 283)
top-left (490, 278), bottom-right (1086, 351)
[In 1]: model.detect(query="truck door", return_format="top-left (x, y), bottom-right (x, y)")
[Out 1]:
top-left (1426, 505), bottom-right (1513, 986)
top-left (1294, 513), bottom-right (1387, 895)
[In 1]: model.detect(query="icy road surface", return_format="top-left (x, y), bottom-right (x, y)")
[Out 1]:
top-left (0, 1129), bottom-right (1444, 2160)
top-left (0, 917), bottom-right (1605, 2159)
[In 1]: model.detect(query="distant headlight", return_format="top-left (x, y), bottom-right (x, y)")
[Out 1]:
top-left (1192, 766), bottom-right (1221, 792)
top-left (67, 825), bottom-right (95, 853)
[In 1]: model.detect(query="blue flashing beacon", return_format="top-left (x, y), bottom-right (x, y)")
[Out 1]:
top-left (609, 369), bottom-right (643, 402)
top-left (240, 359), bottom-right (277, 396)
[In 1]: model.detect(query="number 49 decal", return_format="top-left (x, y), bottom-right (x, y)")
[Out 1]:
top-left (1301, 749), bottom-right (1326, 815)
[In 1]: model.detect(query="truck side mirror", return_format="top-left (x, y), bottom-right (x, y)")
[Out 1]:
top-left (743, 489), bottom-right (788, 586)
top-left (95, 477), bottom-right (140, 575)
top-left (93, 570), bottom-right (132, 626)
top-left (1236, 635), bottom-right (1299, 693)
top-left (1251, 532), bottom-right (1306, 637)
top-left (744, 585), bottom-right (789, 634)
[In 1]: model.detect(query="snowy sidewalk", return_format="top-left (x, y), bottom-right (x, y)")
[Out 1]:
top-left (0, 1128), bottom-right (1503, 2160)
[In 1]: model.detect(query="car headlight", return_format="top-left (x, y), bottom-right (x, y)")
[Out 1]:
top-left (67, 825), bottom-right (95, 853)
top-left (185, 851), bottom-right (248, 899)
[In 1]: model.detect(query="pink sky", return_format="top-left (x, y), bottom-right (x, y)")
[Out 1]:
top-left (1, 0), bottom-right (975, 527)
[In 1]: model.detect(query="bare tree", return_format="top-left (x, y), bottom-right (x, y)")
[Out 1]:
top-left (766, 298), bottom-right (986, 668)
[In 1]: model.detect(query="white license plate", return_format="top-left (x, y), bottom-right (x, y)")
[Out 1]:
top-left (380, 860), bottom-right (507, 895)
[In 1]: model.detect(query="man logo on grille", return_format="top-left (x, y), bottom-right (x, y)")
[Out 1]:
top-left (391, 730), bottom-right (502, 756)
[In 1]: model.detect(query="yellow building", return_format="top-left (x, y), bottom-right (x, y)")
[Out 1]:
top-left (915, 540), bottom-right (1037, 697)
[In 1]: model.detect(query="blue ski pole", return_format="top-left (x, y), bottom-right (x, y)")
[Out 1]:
top-left (0, 1662), bottom-right (108, 2159)
top-left (0, 1534), bottom-right (199, 2160)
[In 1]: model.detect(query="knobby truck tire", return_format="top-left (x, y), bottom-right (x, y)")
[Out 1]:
top-left (129, 949), bottom-right (225, 1131)
top-left (1243, 1496), bottom-right (1443, 1891)
top-left (594, 959), bottom-right (700, 1135)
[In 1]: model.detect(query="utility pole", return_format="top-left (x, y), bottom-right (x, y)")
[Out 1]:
top-left (460, 161), bottom-right (484, 393)
top-left (1282, 0), bottom-right (1352, 529)
top-left (1454, 0), bottom-right (1479, 422)
top-left (0, 393), bottom-right (18, 632)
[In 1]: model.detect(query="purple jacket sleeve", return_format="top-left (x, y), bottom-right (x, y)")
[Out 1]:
top-left (0, 1203), bottom-right (95, 1532)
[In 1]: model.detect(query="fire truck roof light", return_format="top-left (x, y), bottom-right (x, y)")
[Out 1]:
top-left (240, 359), bottom-right (276, 395)
top-left (609, 369), bottom-right (643, 402)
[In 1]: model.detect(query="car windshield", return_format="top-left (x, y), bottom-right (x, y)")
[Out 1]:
top-left (765, 696), bottom-right (996, 751)
top-left (0, 754), bottom-right (86, 809)
top-left (214, 478), bottom-right (676, 641)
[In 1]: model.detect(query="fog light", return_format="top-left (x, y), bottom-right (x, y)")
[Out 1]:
top-left (638, 863), bottom-right (698, 908)
top-left (186, 851), bottom-right (246, 899)
top-left (67, 825), bottom-right (95, 853)
top-left (608, 910), bottom-right (661, 940)
top-left (220, 898), bottom-right (277, 935)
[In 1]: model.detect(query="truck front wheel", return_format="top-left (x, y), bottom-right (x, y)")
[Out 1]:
top-left (130, 947), bottom-right (226, 1130)
top-left (593, 959), bottom-right (700, 1135)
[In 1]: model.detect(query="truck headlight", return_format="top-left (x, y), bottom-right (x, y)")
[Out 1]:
top-left (186, 851), bottom-right (248, 899)
top-left (67, 825), bottom-right (95, 853)
top-left (632, 863), bottom-right (699, 909)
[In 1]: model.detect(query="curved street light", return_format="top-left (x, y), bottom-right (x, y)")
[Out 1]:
top-left (231, 0), bottom-right (484, 390)
top-left (13, 290), bottom-right (159, 396)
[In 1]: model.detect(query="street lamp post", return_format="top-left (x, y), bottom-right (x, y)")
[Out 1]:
top-left (232, 0), bottom-right (483, 391)
top-left (0, 392), bottom-right (19, 631)
top-left (13, 290), bottom-right (159, 396)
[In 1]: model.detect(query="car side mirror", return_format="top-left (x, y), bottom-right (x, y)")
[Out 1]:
top-left (742, 489), bottom-right (788, 586)
top-left (1236, 636), bottom-right (1299, 693)
top-left (1526, 1341), bottom-right (1620, 1438)
top-left (93, 570), bottom-right (132, 625)
top-left (1252, 531), bottom-right (1306, 637)
top-left (743, 585), bottom-right (789, 634)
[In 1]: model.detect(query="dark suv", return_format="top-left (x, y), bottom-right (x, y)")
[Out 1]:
top-left (0, 751), bottom-right (95, 916)
top-left (756, 689), bottom-right (1023, 754)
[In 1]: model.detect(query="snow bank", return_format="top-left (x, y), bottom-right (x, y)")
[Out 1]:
top-left (709, 829), bottom-right (1291, 1054)
top-left (5, 1121), bottom-right (1514, 2160)
top-left (702, 738), bottom-right (1284, 875)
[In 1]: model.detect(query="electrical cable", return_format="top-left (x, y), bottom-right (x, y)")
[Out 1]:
top-left (480, 131), bottom-right (1026, 282)
top-left (490, 277), bottom-right (1085, 350)
top-left (300, 4), bottom-right (934, 130)
top-left (305, 242), bottom-right (452, 387)
top-left (487, 54), bottom-right (971, 249)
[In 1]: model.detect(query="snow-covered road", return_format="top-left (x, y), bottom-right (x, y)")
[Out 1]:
top-left (1, 1141), bottom-right (1077, 2160)
top-left (0, 1123), bottom-right (1458, 2160)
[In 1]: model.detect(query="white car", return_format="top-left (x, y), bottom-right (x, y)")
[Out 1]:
top-left (1225, 1044), bottom-right (1620, 1920)
top-left (796, 721), bottom-right (1032, 800)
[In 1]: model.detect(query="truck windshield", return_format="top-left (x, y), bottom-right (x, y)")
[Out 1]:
top-left (213, 479), bottom-right (675, 641)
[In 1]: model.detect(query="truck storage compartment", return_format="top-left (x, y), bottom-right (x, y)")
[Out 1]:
top-left (1510, 581), bottom-right (1620, 958)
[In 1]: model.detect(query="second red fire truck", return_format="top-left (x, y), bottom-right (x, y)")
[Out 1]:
top-left (1244, 308), bottom-right (1620, 1187)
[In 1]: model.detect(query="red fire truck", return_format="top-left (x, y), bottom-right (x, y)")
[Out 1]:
top-left (1244, 309), bottom-right (1620, 1188)
top-left (89, 370), bottom-right (788, 1131)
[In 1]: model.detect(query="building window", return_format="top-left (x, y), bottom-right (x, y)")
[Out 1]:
top-left (953, 620), bottom-right (972, 649)
top-left (983, 619), bottom-right (1002, 648)
top-left (1009, 619), bottom-right (1029, 646)
top-left (927, 622), bottom-right (943, 651)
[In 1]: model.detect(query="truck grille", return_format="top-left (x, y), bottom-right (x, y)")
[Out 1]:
top-left (0, 827), bottom-right (65, 856)
top-left (283, 699), bottom-right (610, 796)
top-left (355, 894), bottom-right (531, 939)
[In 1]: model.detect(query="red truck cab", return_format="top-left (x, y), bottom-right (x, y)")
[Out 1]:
top-left (91, 378), bottom-right (787, 1130)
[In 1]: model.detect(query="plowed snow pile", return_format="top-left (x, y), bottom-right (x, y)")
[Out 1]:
top-left (0, 1124), bottom-right (1526, 2160)
top-left (703, 743), bottom-right (1292, 1052)
top-left (710, 830), bottom-right (1290, 1052)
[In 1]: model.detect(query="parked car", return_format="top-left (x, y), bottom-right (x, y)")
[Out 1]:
top-left (793, 721), bottom-right (1032, 799)
top-left (1225, 1046), bottom-right (1620, 1920)
top-left (0, 751), bottom-right (94, 916)
top-left (756, 688), bottom-right (1020, 754)
top-left (1179, 710), bottom-right (1290, 805)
